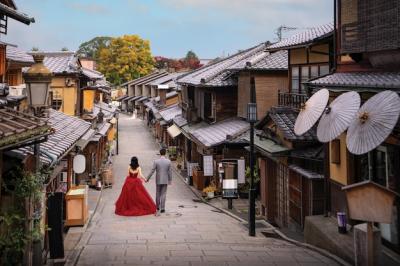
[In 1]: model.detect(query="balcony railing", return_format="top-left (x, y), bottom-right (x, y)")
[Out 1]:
top-left (278, 91), bottom-right (308, 110)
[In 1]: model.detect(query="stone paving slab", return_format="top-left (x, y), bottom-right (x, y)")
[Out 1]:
top-left (71, 116), bottom-right (341, 266)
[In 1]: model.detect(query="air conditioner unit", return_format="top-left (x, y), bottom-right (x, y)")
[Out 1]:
top-left (65, 78), bottom-right (75, 87)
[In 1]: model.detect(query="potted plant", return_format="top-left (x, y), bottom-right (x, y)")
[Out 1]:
top-left (203, 185), bottom-right (217, 199)
top-left (239, 166), bottom-right (260, 198)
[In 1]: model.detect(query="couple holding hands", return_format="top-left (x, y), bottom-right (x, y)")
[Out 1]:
top-left (115, 148), bottom-right (172, 216)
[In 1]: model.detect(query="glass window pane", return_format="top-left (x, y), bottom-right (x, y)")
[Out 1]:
top-left (291, 66), bottom-right (299, 78)
top-left (291, 79), bottom-right (299, 94)
top-left (311, 66), bottom-right (319, 78)
top-left (301, 66), bottom-right (309, 79)
top-left (319, 65), bottom-right (330, 76)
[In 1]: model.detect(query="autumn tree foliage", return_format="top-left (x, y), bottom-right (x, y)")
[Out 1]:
top-left (154, 50), bottom-right (201, 71)
top-left (96, 35), bottom-right (155, 85)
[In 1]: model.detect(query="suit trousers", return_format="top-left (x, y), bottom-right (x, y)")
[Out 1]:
top-left (156, 184), bottom-right (168, 210)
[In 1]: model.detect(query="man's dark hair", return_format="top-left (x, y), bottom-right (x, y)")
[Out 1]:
top-left (160, 148), bottom-right (166, 156)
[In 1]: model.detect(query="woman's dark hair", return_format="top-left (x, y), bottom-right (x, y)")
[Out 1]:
top-left (130, 157), bottom-right (139, 170)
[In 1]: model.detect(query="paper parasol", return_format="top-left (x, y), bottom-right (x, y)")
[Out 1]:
top-left (346, 90), bottom-right (400, 155)
top-left (294, 88), bottom-right (329, 136)
top-left (317, 91), bottom-right (361, 142)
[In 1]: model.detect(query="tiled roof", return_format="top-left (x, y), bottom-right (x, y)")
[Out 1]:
top-left (93, 102), bottom-right (117, 120)
top-left (120, 71), bottom-right (167, 87)
top-left (291, 145), bottom-right (324, 161)
top-left (268, 23), bottom-right (334, 50)
top-left (149, 73), bottom-right (182, 86)
top-left (268, 107), bottom-right (316, 141)
top-left (158, 104), bottom-right (182, 122)
top-left (288, 165), bottom-right (323, 179)
top-left (82, 67), bottom-right (104, 80)
top-left (228, 50), bottom-right (288, 71)
top-left (27, 52), bottom-right (80, 74)
top-left (173, 115), bottom-right (188, 128)
top-left (308, 72), bottom-right (400, 90)
top-left (16, 109), bottom-right (91, 164)
top-left (6, 45), bottom-right (33, 64)
top-left (116, 95), bottom-right (128, 101)
top-left (0, 108), bottom-right (51, 150)
top-left (154, 91), bottom-right (178, 102)
top-left (177, 43), bottom-right (267, 87)
top-left (239, 129), bottom-right (289, 155)
top-left (191, 118), bottom-right (249, 147)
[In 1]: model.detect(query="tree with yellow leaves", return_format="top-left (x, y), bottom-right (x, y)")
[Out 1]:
top-left (97, 35), bottom-right (155, 85)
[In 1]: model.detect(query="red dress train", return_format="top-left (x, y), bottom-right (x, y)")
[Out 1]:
top-left (115, 171), bottom-right (156, 216)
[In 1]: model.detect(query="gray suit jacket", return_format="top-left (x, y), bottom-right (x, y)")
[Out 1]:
top-left (147, 156), bottom-right (172, 185)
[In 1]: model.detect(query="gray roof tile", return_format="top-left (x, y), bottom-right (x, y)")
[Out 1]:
top-left (27, 52), bottom-right (80, 74)
top-left (191, 118), bottom-right (249, 147)
top-left (177, 43), bottom-right (267, 87)
top-left (6, 45), bottom-right (33, 64)
top-left (268, 107), bottom-right (316, 141)
top-left (268, 23), bottom-right (333, 50)
top-left (228, 50), bottom-right (288, 71)
top-left (308, 72), bottom-right (400, 90)
top-left (158, 104), bottom-right (182, 122)
top-left (16, 109), bottom-right (91, 164)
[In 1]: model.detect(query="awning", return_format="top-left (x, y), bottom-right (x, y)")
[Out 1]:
top-left (167, 124), bottom-right (182, 139)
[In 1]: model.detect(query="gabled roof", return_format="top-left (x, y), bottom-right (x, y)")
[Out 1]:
top-left (267, 23), bottom-right (334, 50)
top-left (120, 71), bottom-right (165, 87)
top-left (135, 72), bottom-right (169, 86)
top-left (191, 118), bottom-right (249, 147)
top-left (177, 43), bottom-right (268, 87)
top-left (259, 106), bottom-right (317, 141)
top-left (6, 45), bottom-right (33, 64)
top-left (158, 104), bottom-right (181, 122)
top-left (14, 109), bottom-right (91, 164)
top-left (149, 72), bottom-right (182, 86)
top-left (27, 52), bottom-right (80, 74)
top-left (307, 72), bottom-right (400, 91)
top-left (228, 50), bottom-right (288, 71)
top-left (240, 129), bottom-right (289, 155)
top-left (82, 67), bottom-right (104, 80)
top-left (0, 108), bottom-right (51, 150)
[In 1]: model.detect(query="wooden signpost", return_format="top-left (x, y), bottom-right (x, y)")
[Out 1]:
top-left (343, 181), bottom-right (398, 266)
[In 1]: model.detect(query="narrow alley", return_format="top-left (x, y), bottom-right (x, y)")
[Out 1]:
top-left (73, 115), bottom-right (338, 266)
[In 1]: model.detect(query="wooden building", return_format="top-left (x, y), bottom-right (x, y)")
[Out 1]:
top-left (175, 44), bottom-right (273, 189)
top-left (229, 24), bottom-right (334, 230)
top-left (253, 106), bottom-right (324, 230)
top-left (306, 0), bottom-right (400, 254)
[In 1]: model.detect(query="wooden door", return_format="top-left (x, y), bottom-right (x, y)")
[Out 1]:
top-left (265, 157), bottom-right (278, 224)
top-left (276, 163), bottom-right (289, 228)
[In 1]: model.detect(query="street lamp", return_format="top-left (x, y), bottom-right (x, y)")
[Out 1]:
top-left (23, 54), bottom-right (53, 117)
top-left (247, 77), bottom-right (257, 237)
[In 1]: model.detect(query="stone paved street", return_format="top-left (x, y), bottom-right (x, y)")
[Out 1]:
top-left (74, 114), bottom-right (340, 266)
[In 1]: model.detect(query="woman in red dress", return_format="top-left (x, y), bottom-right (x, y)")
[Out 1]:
top-left (115, 157), bottom-right (156, 216)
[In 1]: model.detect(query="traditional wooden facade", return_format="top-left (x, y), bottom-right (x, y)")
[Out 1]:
top-left (305, 0), bottom-right (400, 254)
top-left (175, 45), bottom-right (275, 189)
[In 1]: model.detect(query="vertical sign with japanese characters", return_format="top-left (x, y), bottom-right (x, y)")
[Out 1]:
top-left (203, 155), bottom-right (214, 176)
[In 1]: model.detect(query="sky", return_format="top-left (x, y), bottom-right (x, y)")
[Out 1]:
top-left (3, 0), bottom-right (333, 59)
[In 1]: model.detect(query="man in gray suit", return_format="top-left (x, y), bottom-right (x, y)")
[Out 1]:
top-left (146, 148), bottom-right (172, 215)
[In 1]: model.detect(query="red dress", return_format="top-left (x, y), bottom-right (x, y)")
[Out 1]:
top-left (115, 171), bottom-right (156, 216)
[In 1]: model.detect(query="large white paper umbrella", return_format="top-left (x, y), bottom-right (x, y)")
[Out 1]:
top-left (346, 90), bottom-right (400, 155)
top-left (317, 91), bottom-right (361, 142)
top-left (294, 88), bottom-right (329, 136)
